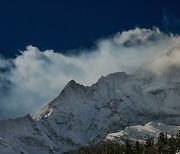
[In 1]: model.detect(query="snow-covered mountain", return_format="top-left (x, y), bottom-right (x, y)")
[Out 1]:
top-left (105, 122), bottom-right (180, 144)
top-left (0, 44), bottom-right (180, 153)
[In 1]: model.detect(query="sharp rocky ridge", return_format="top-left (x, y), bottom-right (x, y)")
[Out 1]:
top-left (1, 45), bottom-right (180, 153)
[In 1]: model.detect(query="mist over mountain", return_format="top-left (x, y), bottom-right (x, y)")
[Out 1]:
top-left (0, 28), bottom-right (180, 119)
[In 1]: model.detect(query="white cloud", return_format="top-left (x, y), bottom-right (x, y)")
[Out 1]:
top-left (0, 27), bottom-right (180, 119)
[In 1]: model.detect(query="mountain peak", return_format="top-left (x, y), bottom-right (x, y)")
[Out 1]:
top-left (68, 79), bottom-right (76, 85)
top-left (97, 72), bottom-right (128, 85)
top-left (64, 79), bottom-right (81, 90)
top-left (106, 72), bottom-right (127, 79)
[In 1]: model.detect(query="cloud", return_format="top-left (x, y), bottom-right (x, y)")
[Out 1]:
top-left (163, 10), bottom-right (180, 33)
top-left (0, 27), bottom-right (180, 119)
top-left (144, 44), bottom-right (180, 73)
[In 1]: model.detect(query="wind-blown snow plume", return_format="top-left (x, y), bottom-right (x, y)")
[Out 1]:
top-left (0, 27), bottom-right (180, 119)
top-left (143, 44), bottom-right (180, 73)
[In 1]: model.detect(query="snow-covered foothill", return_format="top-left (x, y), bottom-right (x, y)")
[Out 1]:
top-left (105, 122), bottom-right (180, 143)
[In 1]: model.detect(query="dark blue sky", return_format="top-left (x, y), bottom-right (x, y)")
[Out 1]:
top-left (0, 0), bottom-right (180, 57)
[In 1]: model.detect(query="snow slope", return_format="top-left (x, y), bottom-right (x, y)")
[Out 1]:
top-left (0, 114), bottom-right (59, 154)
top-left (105, 122), bottom-right (180, 144)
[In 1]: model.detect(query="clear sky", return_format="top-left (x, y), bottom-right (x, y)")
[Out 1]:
top-left (0, 0), bottom-right (180, 57)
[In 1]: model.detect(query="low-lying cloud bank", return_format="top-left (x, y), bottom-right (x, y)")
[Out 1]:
top-left (0, 27), bottom-right (180, 119)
